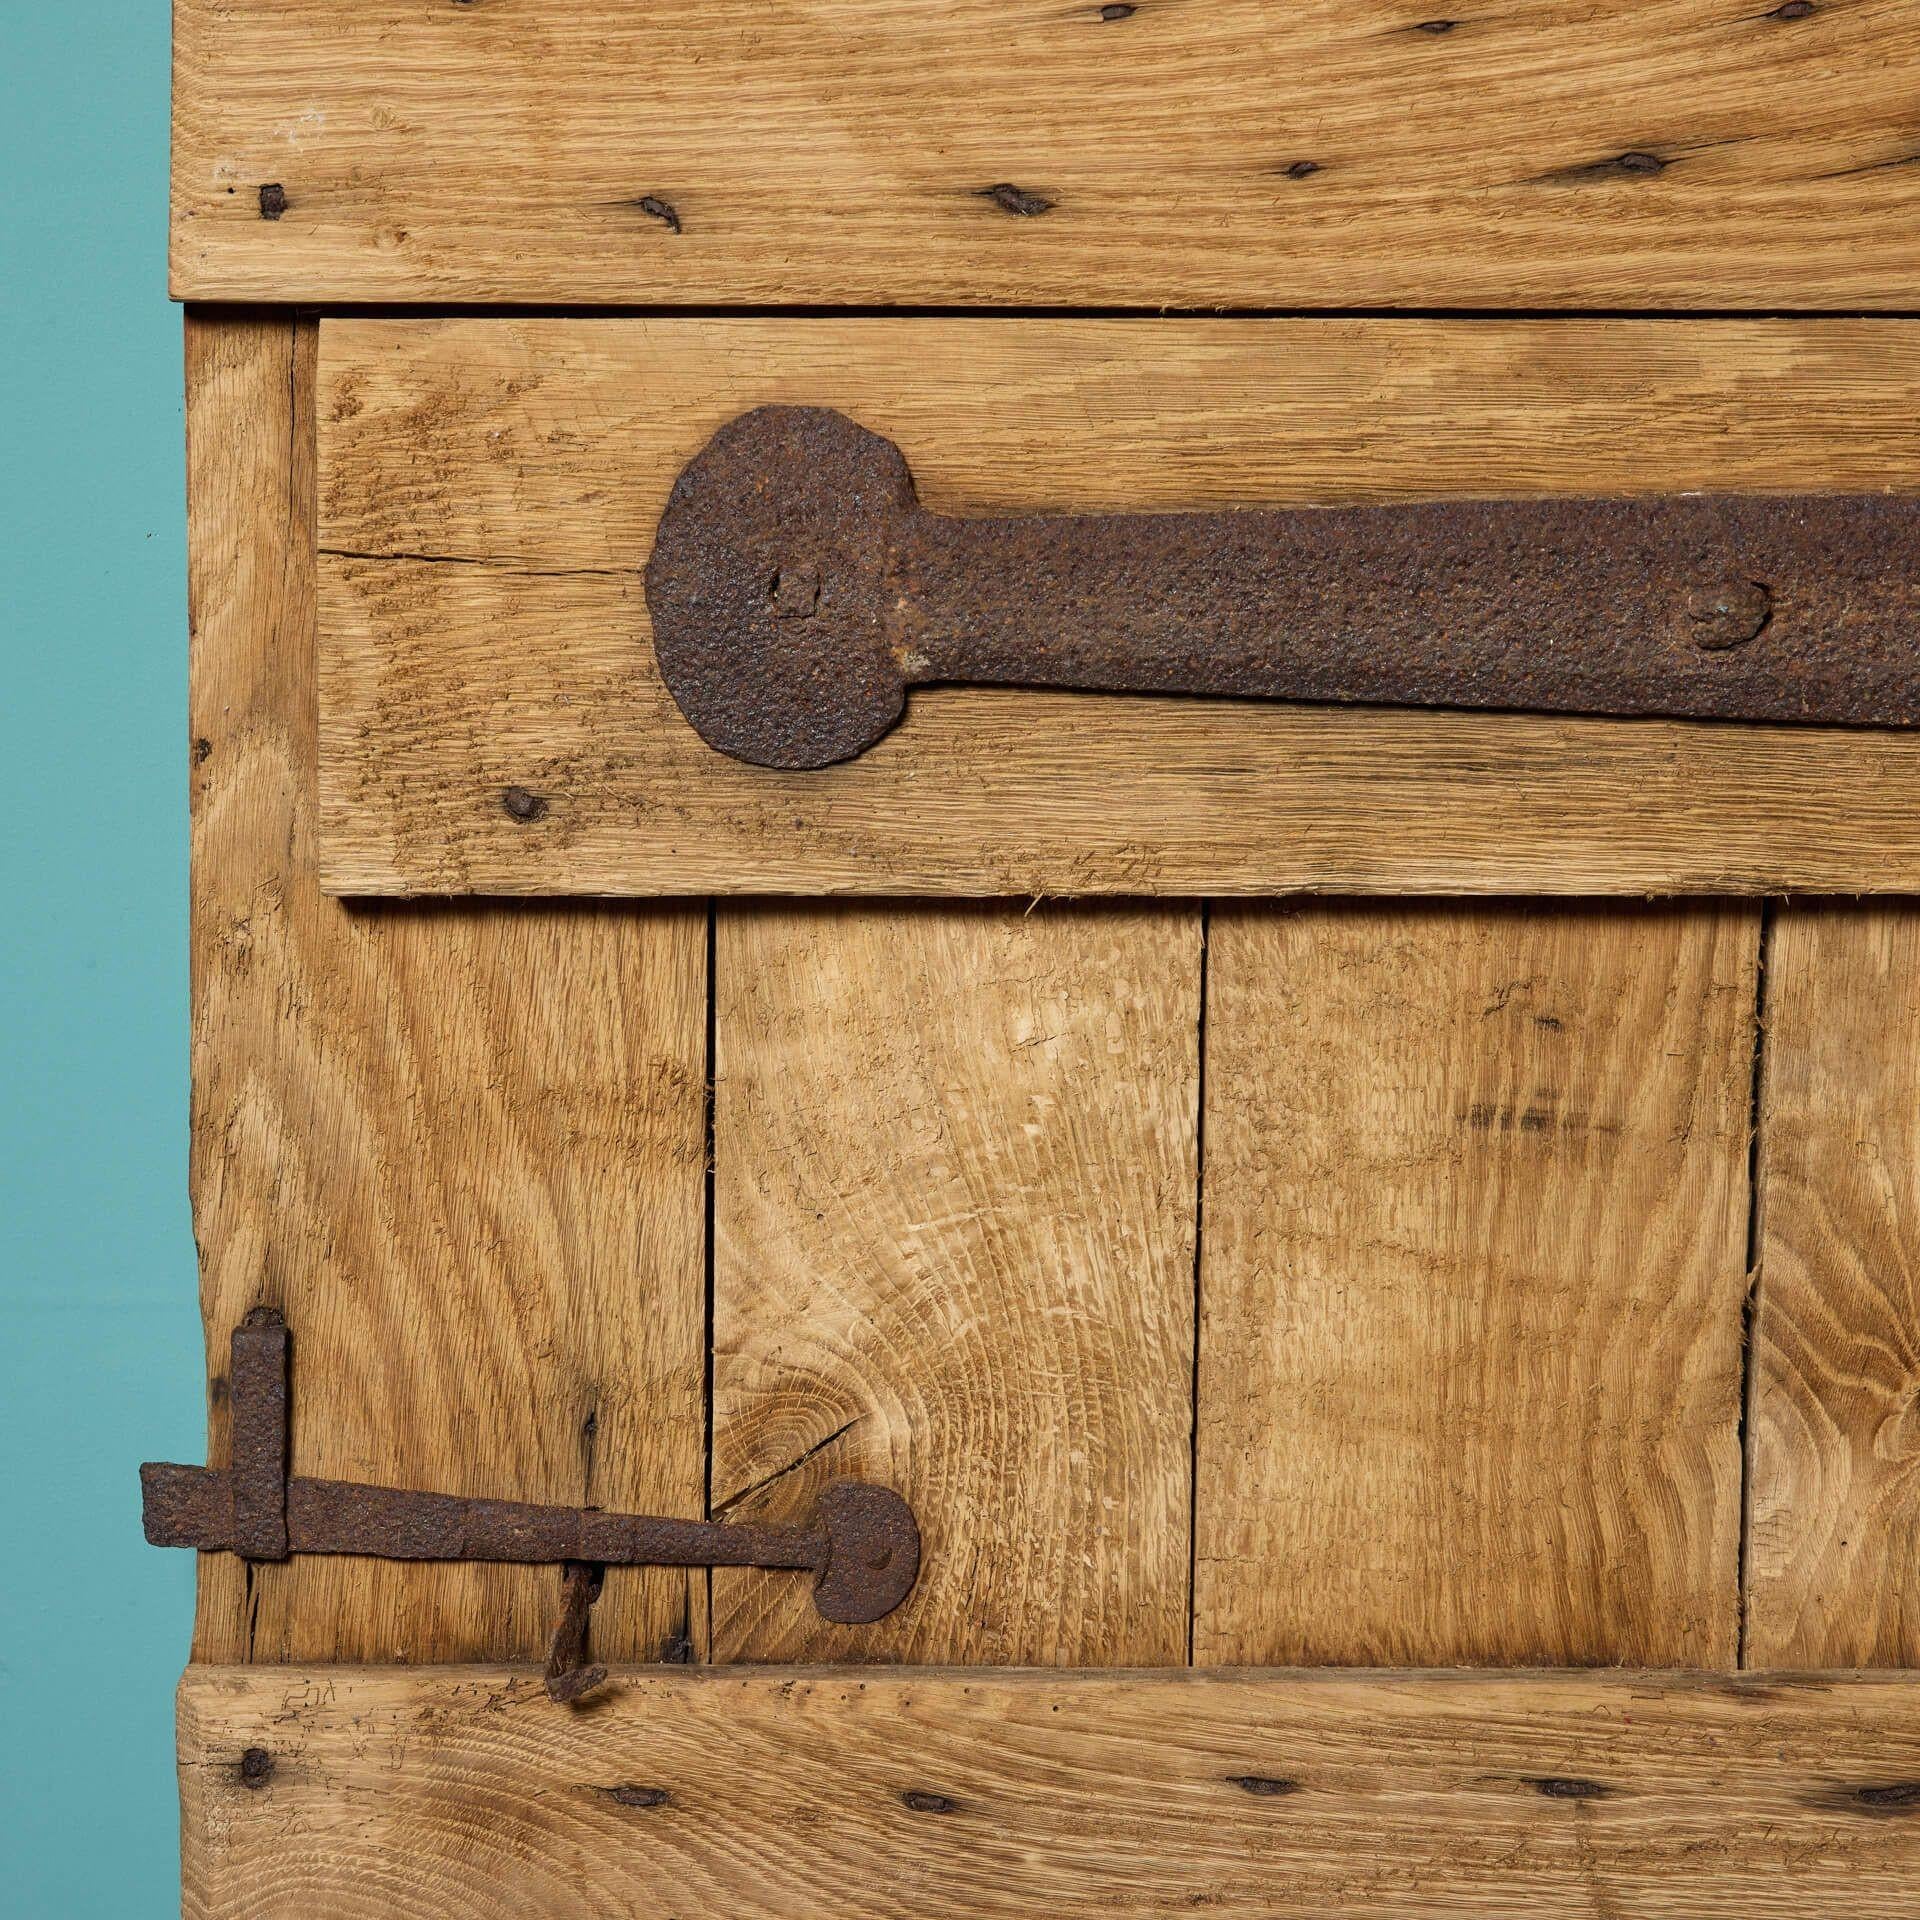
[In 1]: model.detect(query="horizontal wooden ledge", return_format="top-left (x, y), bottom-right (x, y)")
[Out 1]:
top-left (173, 0), bottom-right (1920, 305)
top-left (316, 316), bottom-right (1920, 897)
top-left (182, 1664), bottom-right (1920, 1918)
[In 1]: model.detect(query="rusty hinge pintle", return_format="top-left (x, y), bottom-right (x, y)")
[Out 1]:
top-left (143, 1310), bottom-right (920, 1698)
top-left (646, 405), bottom-right (1920, 769)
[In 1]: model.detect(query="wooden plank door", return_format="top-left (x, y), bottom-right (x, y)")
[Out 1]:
top-left (167, 6), bottom-right (1920, 1912)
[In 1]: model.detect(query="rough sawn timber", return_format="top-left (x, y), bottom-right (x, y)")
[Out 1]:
top-left (173, 0), bottom-right (1920, 308)
top-left (1746, 904), bottom-right (1920, 1668)
top-left (709, 902), bottom-right (1200, 1664)
top-left (315, 316), bottom-right (1920, 898)
top-left (178, 1664), bottom-right (1920, 1919)
top-left (1195, 901), bottom-right (1757, 1666)
top-left (187, 311), bottom-right (709, 1663)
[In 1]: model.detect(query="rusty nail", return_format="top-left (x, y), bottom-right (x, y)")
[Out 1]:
top-left (903, 1789), bottom-right (959, 1813)
top-left (979, 183), bottom-right (1054, 217)
top-left (1851, 1782), bottom-right (1920, 1811)
top-left (1529, 1776), bottom-right (1613, 1800)
top-left (546, 1561), bottom-right (610, 1706)
top-left (1684, 578), bottom-right (1772, 650)
top-left (769, 562), bottom-right (820, 619)
top-left (604, 1785), bottom-right (671, 1808)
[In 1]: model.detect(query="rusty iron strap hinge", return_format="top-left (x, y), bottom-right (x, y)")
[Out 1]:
top-left (646, 405), bottom-right (1920, 769)
top-left (142, 1310), bottom-right (920, 1697)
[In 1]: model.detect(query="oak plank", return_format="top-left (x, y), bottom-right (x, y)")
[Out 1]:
top-left (179, 1664), bottom-right (1920, 1919)
top-left (1747, 905), bottom-right (1920, 1666)
top-left (710, 904), bottom-right (1198, 1663)
top-left (173, 1), bottom-right (1920, 307)
top-left (186, 311), bottom-right (709, 1664)
top-left (315, 316), bottom-right (1920, 898)
top-left (1195, 902), bottom-right (1757, 1666)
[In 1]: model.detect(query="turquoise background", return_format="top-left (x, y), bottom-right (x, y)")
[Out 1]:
top-left (2, 6), bottom-right (202, 1912)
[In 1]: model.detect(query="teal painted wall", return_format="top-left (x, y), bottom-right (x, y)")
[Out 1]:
top-left (2, 7), bottom-right (202, 1913)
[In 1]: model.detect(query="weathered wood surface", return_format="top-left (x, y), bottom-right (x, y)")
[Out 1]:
top-left (1747, 905), bottom-right (1920, 1668)
top-left (1195, 903), bottom-right (1757, 1667)
top-left (187, 312), bottom-right (709, 1663)
top-left (316, 316), bottom-right (1920, 898)
top-left (179, 1664), bottom-right (1920, 1919)
top-left (710, 904), bottom-right (1199, 1663)
top-left (173, 1), bottom-right (1920, 307)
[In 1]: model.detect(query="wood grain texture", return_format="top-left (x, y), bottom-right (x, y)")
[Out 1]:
top-left (1747, 905), bottom-right (1920, 1667)
top-left (1195, 903), bottom-right (1757, 1667)
top-left (187, 311), bottom-right (709, 1664)
top-left (179, 1663), bottom-right (1920, 1919)
top-left (710, 904), bottom-right (1199, 1663)
top-left (172, 1), bottom-right (1920, 307)
top-left (315, 316), bottom-right (1920, 898)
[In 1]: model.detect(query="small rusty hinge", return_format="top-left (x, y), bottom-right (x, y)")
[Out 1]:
top-left (142, 1310), bottom-right (920, 1699)
top-left (646, 405), bottom-right (1920, 769)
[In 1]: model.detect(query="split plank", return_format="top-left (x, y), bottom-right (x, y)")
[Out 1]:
top-left (187, 311), bottom-right (709, 1663)
top-left (315, 316), bottom-right (1920, 898)
top-left (1195, 902), bottom-right (1756, 1666)
top-left (1747, 905), bottom-right (1920, 1667)
top-left (179, 1663), bottom-right (1920, 1919)
top-left (173, 1), bottom-right (1920, 307)
top-left (710, 904), bottom-right (1199, 1663)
